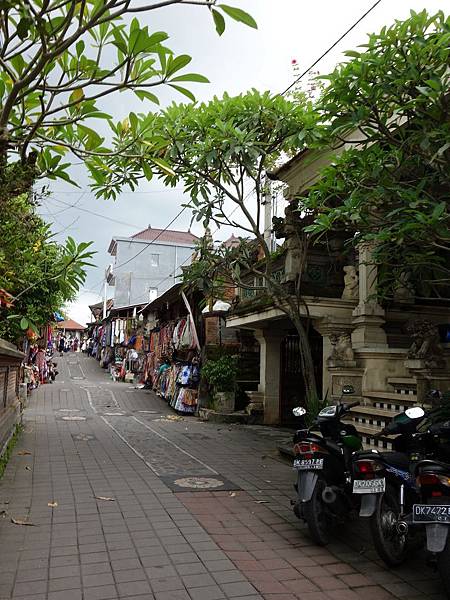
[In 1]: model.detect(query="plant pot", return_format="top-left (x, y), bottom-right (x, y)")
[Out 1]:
top-left (214, 391), bottom-right (235, 413)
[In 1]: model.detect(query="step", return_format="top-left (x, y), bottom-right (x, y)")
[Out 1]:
top-left (364, 391), bottom-right (417, 401)
top-left (349, 405), bottom-right (398, 418)
top-left (387, 377), bottom-right (416, 386)
top-left (352, 423), bottom-right (383, 437)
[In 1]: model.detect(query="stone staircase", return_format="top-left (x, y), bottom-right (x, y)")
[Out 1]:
top-left (347, 377), bottom-right (421, 450)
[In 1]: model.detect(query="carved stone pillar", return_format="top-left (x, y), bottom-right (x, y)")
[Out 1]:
top-left (351, 243), bottom-right (387, 349)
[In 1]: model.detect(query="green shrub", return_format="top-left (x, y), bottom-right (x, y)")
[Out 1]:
top-left (202, 355), bottom-right (238, 392)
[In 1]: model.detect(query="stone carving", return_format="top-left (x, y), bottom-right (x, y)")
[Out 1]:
top-left (406, 319), bottom-right (444, 366)
top-left (394, 271), bottom-right (415, 303)
top-left (328, 332), bottom-right (355, 364)
top-left (283, 204), bottom-right (304, 283)
top-left (342, 265), bottom-right (359, 301)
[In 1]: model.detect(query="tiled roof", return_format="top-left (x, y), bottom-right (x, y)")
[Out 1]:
top-left (56, 319), bottom-right (86, 330)
top-left (131, 227), bottom-right (199, 245)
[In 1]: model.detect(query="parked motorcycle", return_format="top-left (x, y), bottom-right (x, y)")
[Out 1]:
top-left (412, 419), bottom-right (450, 593)
top-left (352, 404), bottom-right (434, 566)
top-left (292, 385), bottom-right (362, 545)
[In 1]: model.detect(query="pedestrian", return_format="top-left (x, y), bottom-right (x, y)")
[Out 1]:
top-left (34, 345), bottom-right (47, 384)
top-left (58, 335), bottom-right (65, 357)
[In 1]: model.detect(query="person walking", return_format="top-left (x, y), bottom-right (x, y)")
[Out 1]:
top-left (58, 335), bottom-right (65, 357)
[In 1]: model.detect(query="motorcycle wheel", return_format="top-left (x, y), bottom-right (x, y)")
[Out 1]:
top-left (437, 537), bottom-right (450, 596)
top-left (303, 477), bottom-right (331, 546)
top-left (370, 486), bottom-right (408, 566)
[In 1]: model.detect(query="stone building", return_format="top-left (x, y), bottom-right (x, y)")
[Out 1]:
top-left (107, 227), bottom-right (199, 308)
top-left (226, 149), bottom-right (450, 444)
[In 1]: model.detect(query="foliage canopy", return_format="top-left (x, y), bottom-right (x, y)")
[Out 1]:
top-left (0, 194), bottom-right (94, 341)
top-left (304, 10), bottom-right (450, 296)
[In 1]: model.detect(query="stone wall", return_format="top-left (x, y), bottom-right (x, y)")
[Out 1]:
top-left (0, 339), bottom-right (23, 454)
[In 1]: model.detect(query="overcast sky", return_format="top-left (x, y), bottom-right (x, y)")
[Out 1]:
top-left (38, 0), bottom-right (447, 325)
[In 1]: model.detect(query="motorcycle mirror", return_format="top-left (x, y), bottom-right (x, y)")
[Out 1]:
top-left (292, 407), bottom-right (306, 417)
top-left (342, 385), bottom-right (355, 395)
top-left (405, 406), bottom-right (425, 420)
top-left (318, 405), bottom-right (337, 417)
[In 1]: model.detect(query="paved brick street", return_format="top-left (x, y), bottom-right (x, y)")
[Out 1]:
top-left (0, 354), bottom-right (443, 600)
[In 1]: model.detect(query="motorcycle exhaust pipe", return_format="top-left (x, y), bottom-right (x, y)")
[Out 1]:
top-left (397, 521), bottom-right (408, 535)
top-left (322, 486), bottom-right (337, 504)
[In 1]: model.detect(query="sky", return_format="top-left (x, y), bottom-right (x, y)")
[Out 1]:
top-left (38, 0), bottom-right (447, 326)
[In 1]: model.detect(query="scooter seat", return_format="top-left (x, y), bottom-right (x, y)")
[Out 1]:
top-left (417, 460), bottom-right (449, 475)
top-left (377, 451), bottom-right (410, 470)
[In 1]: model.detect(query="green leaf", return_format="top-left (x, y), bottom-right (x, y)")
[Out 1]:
top-left (168, 83), bottom-right (196, 102)
top-left (17, 17), bottom-right (31, 40)
top-left (166, 54), bottom-right (192, 77)
top-left (149, 156), bottom-right (176, 176)
top-left (70, 88), bottom-right (84, 105)
top-left (76, 40), bottom-right (85, 57)
top-left (170, 73), bottom-right (209, 83)
top-left (219, 4), bottom-right (257, 29)
top-left (212, 8), bottom-right (226, 35)
top-left (142, 161), bottom-right (153, 181)
top-left (20, 317), bottom-right (28, 330)
top-left (135, 90), bottom-right (160, 105)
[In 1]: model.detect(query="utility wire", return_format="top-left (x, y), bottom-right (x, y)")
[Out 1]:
top-left (79, 205), bottom-right (188, 294)
top-left (280, 0), bottom-right (383, 96)
top-left (145, 192), bottom-right (251, 299)
top-left (46, 196), bottom-right (184, 231)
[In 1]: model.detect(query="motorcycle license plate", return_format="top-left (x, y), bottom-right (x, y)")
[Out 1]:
top-left (413, 504), bottom-right (450, 524)
top-left (293, 458), bottom-right (323, 470)
top-left (353, 478), bottom-right (385, 494)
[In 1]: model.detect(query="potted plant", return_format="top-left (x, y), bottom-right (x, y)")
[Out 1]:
top-left (202, 354), bottom-right (238, 413)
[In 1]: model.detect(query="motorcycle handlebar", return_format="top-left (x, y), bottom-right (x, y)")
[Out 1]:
top-left (346, 401), bottom-right (360, 410)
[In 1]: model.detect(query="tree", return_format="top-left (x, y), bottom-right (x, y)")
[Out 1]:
top-left (0, 0), bottom-right (256, 201)
top-left (303, 10), bottom-right (450, 298)
top-left (148, 89), bottom-right (322, 400)
top-left (0, 0), bottom-right (256, 339)
top-left (0, 193), bottom-right (94, 341)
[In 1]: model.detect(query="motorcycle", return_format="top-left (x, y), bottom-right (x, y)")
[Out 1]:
top-left (412, 419), bottom-right (450, 593)
top-left (352, 405), bottom-right (433, 566)
top-left (292, 385), bottom-right (362, 545)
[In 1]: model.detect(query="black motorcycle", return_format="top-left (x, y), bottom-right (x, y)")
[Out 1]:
top-left (352, 405), bottom-right (432, 566)
top-left (292, 385), bottom-right (362, 545)
top-left (412, 419), bottom-right (450, 594)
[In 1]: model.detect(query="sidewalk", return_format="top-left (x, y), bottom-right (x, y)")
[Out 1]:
top-left (0, 354), bottom-right (442, 600)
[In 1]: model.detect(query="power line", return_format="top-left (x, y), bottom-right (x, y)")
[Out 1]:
top-left (280, 0), bottom-right (383, 96)
top-left (143, 192), bottom-right (252, 301)
top-left (41, 191), bottom-right (87, 216)
top-left (48, 188), bottom-right (184, 194)
top-left (45, 196), bottom-right (182, 231)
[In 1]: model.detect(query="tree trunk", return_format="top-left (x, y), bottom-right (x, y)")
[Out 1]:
top-left (269, 288), bottom-right (318, 404)
top-left (290, 311), bottom-right (318, 402)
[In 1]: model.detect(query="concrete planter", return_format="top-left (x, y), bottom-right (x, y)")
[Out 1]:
top-left (214, 391), bottom-right (235, 413)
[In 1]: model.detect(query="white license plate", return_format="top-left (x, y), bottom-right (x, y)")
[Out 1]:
top-left (293, 458), bottom-right (323, 470)
top-left (413, 504), bottom-right (450, 524)
top-left (353, 478), bottom-right (385, 494)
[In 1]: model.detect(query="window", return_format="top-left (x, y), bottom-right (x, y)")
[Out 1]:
top-left (150, 254), bottom-right (159, 267)
top-left (148, 288), bottom-right (158, 302)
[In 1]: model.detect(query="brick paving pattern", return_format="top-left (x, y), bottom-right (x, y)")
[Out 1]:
top-left (0, 354), bottom-right (443, 599)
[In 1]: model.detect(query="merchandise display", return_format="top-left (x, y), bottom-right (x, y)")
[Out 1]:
top-left (86, 312), bottom-right (201, 414)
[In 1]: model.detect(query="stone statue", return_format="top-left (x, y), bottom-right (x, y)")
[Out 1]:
top-left (342, 265), bottom-right (359, 301)
top-left (406, 319), bottom-right (444, 367)
top-left (328, 332), bottom-right (355, 364)
top-left (283, 204), bottom-right (304, 283)
top-left (394, 271), bottom-right (415, 303)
